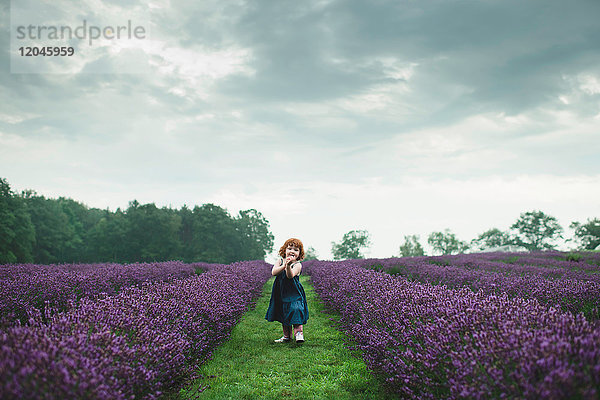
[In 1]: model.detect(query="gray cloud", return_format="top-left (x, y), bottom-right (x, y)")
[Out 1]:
top-left (217, 0), bottom-right (600, 119)
top-left (2, 0), bottom-right (599, 192)
top-left (2, 0), bottom-right (600, 258)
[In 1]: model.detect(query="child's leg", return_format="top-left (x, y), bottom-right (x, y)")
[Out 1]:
top-left (282, 324), bottom-right (292, 338)
top-left (293, 324), bottom-right (303, 336)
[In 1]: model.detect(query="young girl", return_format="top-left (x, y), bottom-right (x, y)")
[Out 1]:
top-left (265, 238), bottom-right (309, 343)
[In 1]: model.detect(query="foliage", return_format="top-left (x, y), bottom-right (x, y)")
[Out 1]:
top-left (0, 261), bottom-right (205, 329)
top-left (22, 192), bottom-right (84, 264)
top-left (0, 177), bottom-right (275, 264)
top-left (331, 230), bottom-right (372, 260)
top-left (399, 234), bottom-right (425, 257)
top-left (510, 210), bottom-right (563, 251)
top-left (123, 200), bottom-right (183, 262)
top-left (471, 228), bottom-right (512, 251)
top-left (351, 252), bottom-right (600, 319)
top-left (570, 218), bottom-right (600, 250)
top-left (86, 208), bottom-right (128, 262)
top-left (565, 252), bottom-right (583, 262)
top-left (303, 246), bottom-right (318, 260)
top-left (0, 178), bottom-right (35, 263)
top-left (307, 259), bottom-right (600, 399)
top-left (235, 209), bottom-right (275, 261)
top-left (0, 261), bottom-right (271, 399)
top-left (427, 229), bottom-right (469, 255)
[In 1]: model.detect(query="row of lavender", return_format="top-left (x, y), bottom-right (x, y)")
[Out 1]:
top-left (0, 260), bottom-right (271, 399)
top-left (352, 252), bottom-right (600, 319)
top-left (428, 251), bottom-right (600, 276)
top-left (306, 260), bottom-right (600, 399)
top-left (0, 261), bottom-right (218, 329)
top-left (504, 251), bottom-right (600, 269)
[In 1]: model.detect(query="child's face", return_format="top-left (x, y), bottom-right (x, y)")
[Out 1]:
top-left (285, 244), bottom-right (300, 260)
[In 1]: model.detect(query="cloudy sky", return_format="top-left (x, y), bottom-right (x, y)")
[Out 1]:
top-left (1, 0), bottom-right (599, 260)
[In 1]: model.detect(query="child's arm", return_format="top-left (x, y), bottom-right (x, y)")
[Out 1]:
top-left (271, 258), bottom-right (286, 276)
top-left (285, 262), bottom-right (302, 279)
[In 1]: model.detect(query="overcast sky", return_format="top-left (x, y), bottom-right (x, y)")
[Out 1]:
top-left (1, 0), bottom-right (599, 260)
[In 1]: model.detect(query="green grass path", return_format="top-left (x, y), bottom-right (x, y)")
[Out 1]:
top-left (170, 275), bottom-right (390, 400)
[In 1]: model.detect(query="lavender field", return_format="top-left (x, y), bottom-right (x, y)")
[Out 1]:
top-left (0, 261), bottom-right (216, 329)
top-left (0, 260), bottom-right (271, 399)
top-left (305, 252), bottom-right (600, 399)
top-left (352, 251), bottom-right (600, 320)
top-left (2, 252), bottom-right (599, 399)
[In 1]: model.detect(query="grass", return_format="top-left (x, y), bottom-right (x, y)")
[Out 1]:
top-left (167, 275), bottom-right (391, 400)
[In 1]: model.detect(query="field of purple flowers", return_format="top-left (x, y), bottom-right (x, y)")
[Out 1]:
top-left (0, 261), bottom-right (220, 329)
top-left (351, 252), bottom-right (600, 319)
top-left (0, 260), bottom-right (271, 399)
top-left (305, 258), bottom-right (600, 399)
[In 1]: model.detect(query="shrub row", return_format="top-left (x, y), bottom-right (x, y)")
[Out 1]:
top-left (0, 261), bottom-right (216, 329)
top-left (0, 260), bottom-right (271, 399)
top-left (306, 260), bottom-right (600, 399)
top-left (353, 253), bottom-right (600, 319)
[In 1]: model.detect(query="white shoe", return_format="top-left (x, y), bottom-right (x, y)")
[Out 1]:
top-left (295, 332), bottom-right (304, 343)
top-left (274, 336), bottom-right (290, 343)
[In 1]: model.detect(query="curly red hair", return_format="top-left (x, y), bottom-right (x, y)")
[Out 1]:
top-left (278, 238), bottom-right (305, 261)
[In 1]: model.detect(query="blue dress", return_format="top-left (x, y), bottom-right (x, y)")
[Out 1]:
top-left (265, 259), bottom-right (309, 326)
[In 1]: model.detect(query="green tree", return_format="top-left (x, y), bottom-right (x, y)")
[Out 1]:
top-left (57, 198), bottom-right (106, 261)
top-left (179, 205), bottom-right (195, 262)
top-left (0, 178), bottom-right (35, 263)
top-left (427, 229), bottom-right (469, 255)
top-left (570, 218), bottom-right (600, 250)
top-left (235, 209), bottom-right (274, 261)
top-left (86, 208), bottom-right (128, 262)
top-left (2, 177), bottom-right (278, 264)
top-left (124, 201), bottom-right (182, 262)
top-left (399, 235), bottom-right (425, 257)
top-left (471, 228), bottom-right (512, 251)
top-left (55, 197), bottom-right (89, 261)
top-left (510, 210), bottom-right (563, 251)
top-left (303, 246), bottom-right (318, 260)
top-left (78, 206), bottom-right (105, 262)
top-left (21, 191), bottom-right (79, 264)
top-left (189, 203), bottom-right (240, 263)
top-left (331, 230), bottom-right (372, 260)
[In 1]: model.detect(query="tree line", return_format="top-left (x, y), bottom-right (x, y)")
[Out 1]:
top-left (0, 178), bottom-right (274, 264)
top-left (331, 211), bottom-right (600, 259)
